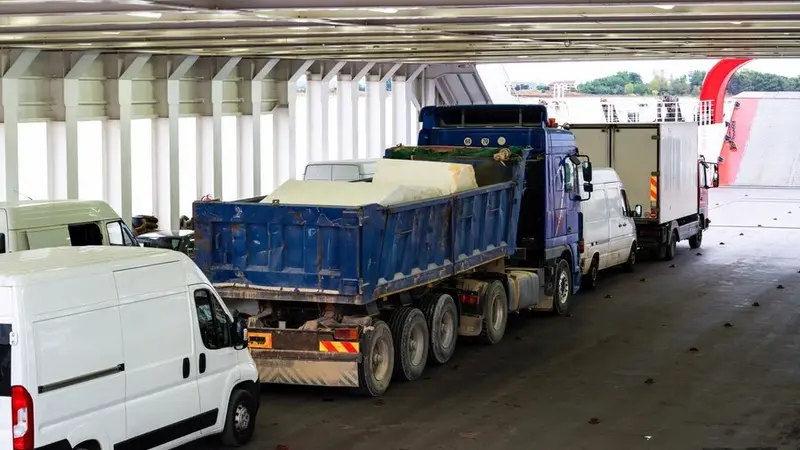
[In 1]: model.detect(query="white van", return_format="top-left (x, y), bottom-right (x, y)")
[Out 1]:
top-left (0, 200), bottom-right (138, 253)
top-left (303, 159), bottom-right (378, 181)
top-left (580, 168), bottom-right (641, 288)
top-left (0, 246), bottom-right (260, 450)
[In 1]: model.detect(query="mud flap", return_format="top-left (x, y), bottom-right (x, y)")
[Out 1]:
top-left (458, 315), bottom-right (482, 336)
top-left (251, 350), bottom-right (360, 387)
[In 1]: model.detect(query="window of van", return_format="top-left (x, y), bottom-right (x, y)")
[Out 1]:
top-left (194, 289), bottom-right (232, 349)
top-left (620, 189), bottom-right (632, 216)
top-left (332, 165), bottom-right (360, 181)
top-left (68, 223), bottom-right (103, 246)
top-left (106, 221), bottom-right (136, 246)
top-left (0, 324), bottom-right (10, 396)
top-left (304, 165), bottom-right (332, 181)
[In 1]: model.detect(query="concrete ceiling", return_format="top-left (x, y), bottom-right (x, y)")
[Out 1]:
top-left (2, 1), bottom-right (800, 62)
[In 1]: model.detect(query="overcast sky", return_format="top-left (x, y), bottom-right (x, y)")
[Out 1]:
top-left (483, 59), bottom-right (800, 84)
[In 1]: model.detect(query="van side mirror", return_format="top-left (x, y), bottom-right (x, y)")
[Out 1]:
top-left (582, 161), bottom-right (593, 182)
top-left (231, 314), bottom-right (248, 350)
top-left (0, 233), bottom-right (5, 254)
top-left (634, 204), bottom-right (643, 217)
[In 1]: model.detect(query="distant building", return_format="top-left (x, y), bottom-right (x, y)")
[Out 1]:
top-left (549, 80), bottom-right (576, 98)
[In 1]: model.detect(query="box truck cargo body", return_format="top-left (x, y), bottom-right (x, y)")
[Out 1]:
top-left (569, 122), bottom-right (707, 260)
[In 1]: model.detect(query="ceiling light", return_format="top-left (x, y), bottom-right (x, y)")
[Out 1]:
top-left (0, 36), bottom-right (22, 40)
top-left (78, 43), bottom-right (93, 46)
top-left (652, 5), bottom-right (675, 10)
top-left (290, 26), bottom-right (309, 30)
top-left (366, 8), bottom-right (398, 14)
top-left (127, 11), bottom-right (162, 18)
top-left (730, 21), bottom-right (742, 25)
top-left (102, 31), bottom-right (121, 35)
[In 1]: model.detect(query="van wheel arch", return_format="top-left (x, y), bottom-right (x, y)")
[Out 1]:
top-left (232, 380), bottom-right (261, 409)
top-left (73, 441), bottom-right (100, 450)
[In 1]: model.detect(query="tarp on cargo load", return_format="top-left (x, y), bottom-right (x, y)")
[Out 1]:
top-left (373, 158), bottom-right (478, 195)
top-left (261, 180), bottom-right (445, 207)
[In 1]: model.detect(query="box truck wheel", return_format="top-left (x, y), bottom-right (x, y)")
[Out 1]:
top-left (420, 293), bottom-right (458, 364)
top-left (481, 280), bottom-right (509, 344)
top-left (553, 259), bottom-right (573, 316)
top-left (357, 320), bottom-right (394, 396)
top-left (389, 307), bottom-right (430, 381)
top-left (664, 230), bottom-right (678, 261)
top-left (689, 227), bottom-right (703, 249)
top-left (220, 388), bottom-right (258, 447)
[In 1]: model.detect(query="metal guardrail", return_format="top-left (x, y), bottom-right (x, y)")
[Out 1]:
top-left (523, 98), bottom-right (716, 126)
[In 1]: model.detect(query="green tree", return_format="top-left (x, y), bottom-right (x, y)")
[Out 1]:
top-left (624, 82), bottom-right (636, 95)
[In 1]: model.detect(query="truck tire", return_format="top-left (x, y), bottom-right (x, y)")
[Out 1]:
top-left (220, 388), bottom-right (258, 447)
top-left (388, 307), bottom-right (429, 381)
top-left (420, 293), bottom-right (458, 364)
top-left (356, 320), bottom-right (394, 396)
top-left (582, 255), bottom-right (599, 290)
top-left (553, 259), bottom-right (573, 316)
top-left (664, 230), bottom-right (677, 261)
top-left (481, 280), bottom-right (508, 344)
top-left (689, 227), bottom-right (703, 249)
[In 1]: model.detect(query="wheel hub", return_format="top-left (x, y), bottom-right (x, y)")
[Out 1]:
top-left (234, 404), bottom-right (250, 432)
top-left (558, 270), bottom-right (569, 304)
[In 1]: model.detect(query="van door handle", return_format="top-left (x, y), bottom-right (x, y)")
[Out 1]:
top-left (618, 224), bottom-right (623, 228)
top-left (199, 353), bottom-right (207, 374)
top-left (182, 357), bottom-right (190, 379)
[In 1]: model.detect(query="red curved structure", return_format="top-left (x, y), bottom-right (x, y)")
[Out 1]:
top-left (699, 58), bottom-right (752, 124)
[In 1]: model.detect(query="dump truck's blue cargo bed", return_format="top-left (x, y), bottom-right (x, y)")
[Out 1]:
top-left (193, 182), bottom-right (516, 305)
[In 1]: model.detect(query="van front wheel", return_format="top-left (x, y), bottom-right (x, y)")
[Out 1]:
top-left (220, 388), bottom-right (258, 447)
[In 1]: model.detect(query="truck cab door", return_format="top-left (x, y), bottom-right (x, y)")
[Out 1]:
top-left (698, 161), bottom-right (711, 219)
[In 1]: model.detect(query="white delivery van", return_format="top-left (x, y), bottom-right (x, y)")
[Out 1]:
top-left (579, 168), bottom-right (641, 288)
top-left (0, 246), bottom-right (260, 450)
top-left (0, 200), bottom-right (138, 253)
top-left (303, 159), bottom-right (378, 181)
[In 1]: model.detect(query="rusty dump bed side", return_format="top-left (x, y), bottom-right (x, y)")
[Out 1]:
top-left (192, 180), bottom-right (517, 306)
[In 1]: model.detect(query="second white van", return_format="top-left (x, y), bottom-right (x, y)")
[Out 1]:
top-left (0, 246), bottom-right (260, 450)
top-left (579, 168), bottom-right (641, 288)
top-left (0, 200), bottom-right (138, 254)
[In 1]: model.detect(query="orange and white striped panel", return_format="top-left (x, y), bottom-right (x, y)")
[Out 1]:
top-left (649, 176), bottom-right (658, 202)
top-left (319, 341), bottom-right (360, 353)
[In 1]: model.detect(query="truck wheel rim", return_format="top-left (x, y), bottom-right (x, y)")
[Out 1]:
top-left (408, 322), bottom-right (426, 366)
top-left (558, 270), bottom-right (570, 305)
top-left (491, 293), bottom-right (504, 330)
top-left (440, 309), bottom-right (455, 348)
top-left (372, 338), bottom-right (391, 382)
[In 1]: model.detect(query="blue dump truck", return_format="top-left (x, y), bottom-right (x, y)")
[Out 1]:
top-left (193, 104), bottom-right (593, 396)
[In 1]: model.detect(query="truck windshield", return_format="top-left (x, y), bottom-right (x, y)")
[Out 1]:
top-left (0, 324), bottom-right (10, 396)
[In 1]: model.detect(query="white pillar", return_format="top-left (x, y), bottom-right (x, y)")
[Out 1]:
top-left (1, 51), bottom-right (38, 202)
top-left (153, 56), bottom-right (197, 230)
top-left (272, 106), bottom-right (292, 186)
top-left (391, 75), bottom-right (409, 147)
top-left (366, 75), bottom-right (386, 159)
top-left (307, 73), bottom-right (327, 163)
top-left (47, 122), bottom-right (67, 199)
top-left (426, 79), bottom-right (437, 106)
top-left (197, 57), bottom-right (240, 200)
top-left (239, 59), bottom-right (278, 198)
top-left (63, 52), bottom-right (100, 202)
top-left (197, 116), bottom-right (214, 198)
top-left (103, 120), bottom-right (121, 212)
top-left (337, 74), bottom-right (357, 160)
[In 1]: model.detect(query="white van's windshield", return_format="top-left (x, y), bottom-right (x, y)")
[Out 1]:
top-left (0, 324), bottom-right (10, 397)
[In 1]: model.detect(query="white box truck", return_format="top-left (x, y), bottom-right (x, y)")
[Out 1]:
top-left (568, 122), bottom-right (718, 261)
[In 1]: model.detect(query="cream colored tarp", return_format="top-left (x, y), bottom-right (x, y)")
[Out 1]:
top-left (373, 159), bottom-right (478, 194)
top-left (261, 180), bottom-right (445, 207)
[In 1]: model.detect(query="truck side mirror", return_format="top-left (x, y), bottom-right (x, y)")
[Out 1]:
top-left (712, 168), bottom-right (720, 188)
top-left (582, 161), bottom-right (593, 182)
top-left (583, 182), bottom-right (593, 193)
top-left (634, 204), bottom-right (643, 217)
top-left (0, 233), bottom-right (5, 254)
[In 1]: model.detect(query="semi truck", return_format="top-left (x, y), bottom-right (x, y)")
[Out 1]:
top-left (192, 104), bottom-right (593, 396)
top-left (568, 123), bottom-right (718, 260)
